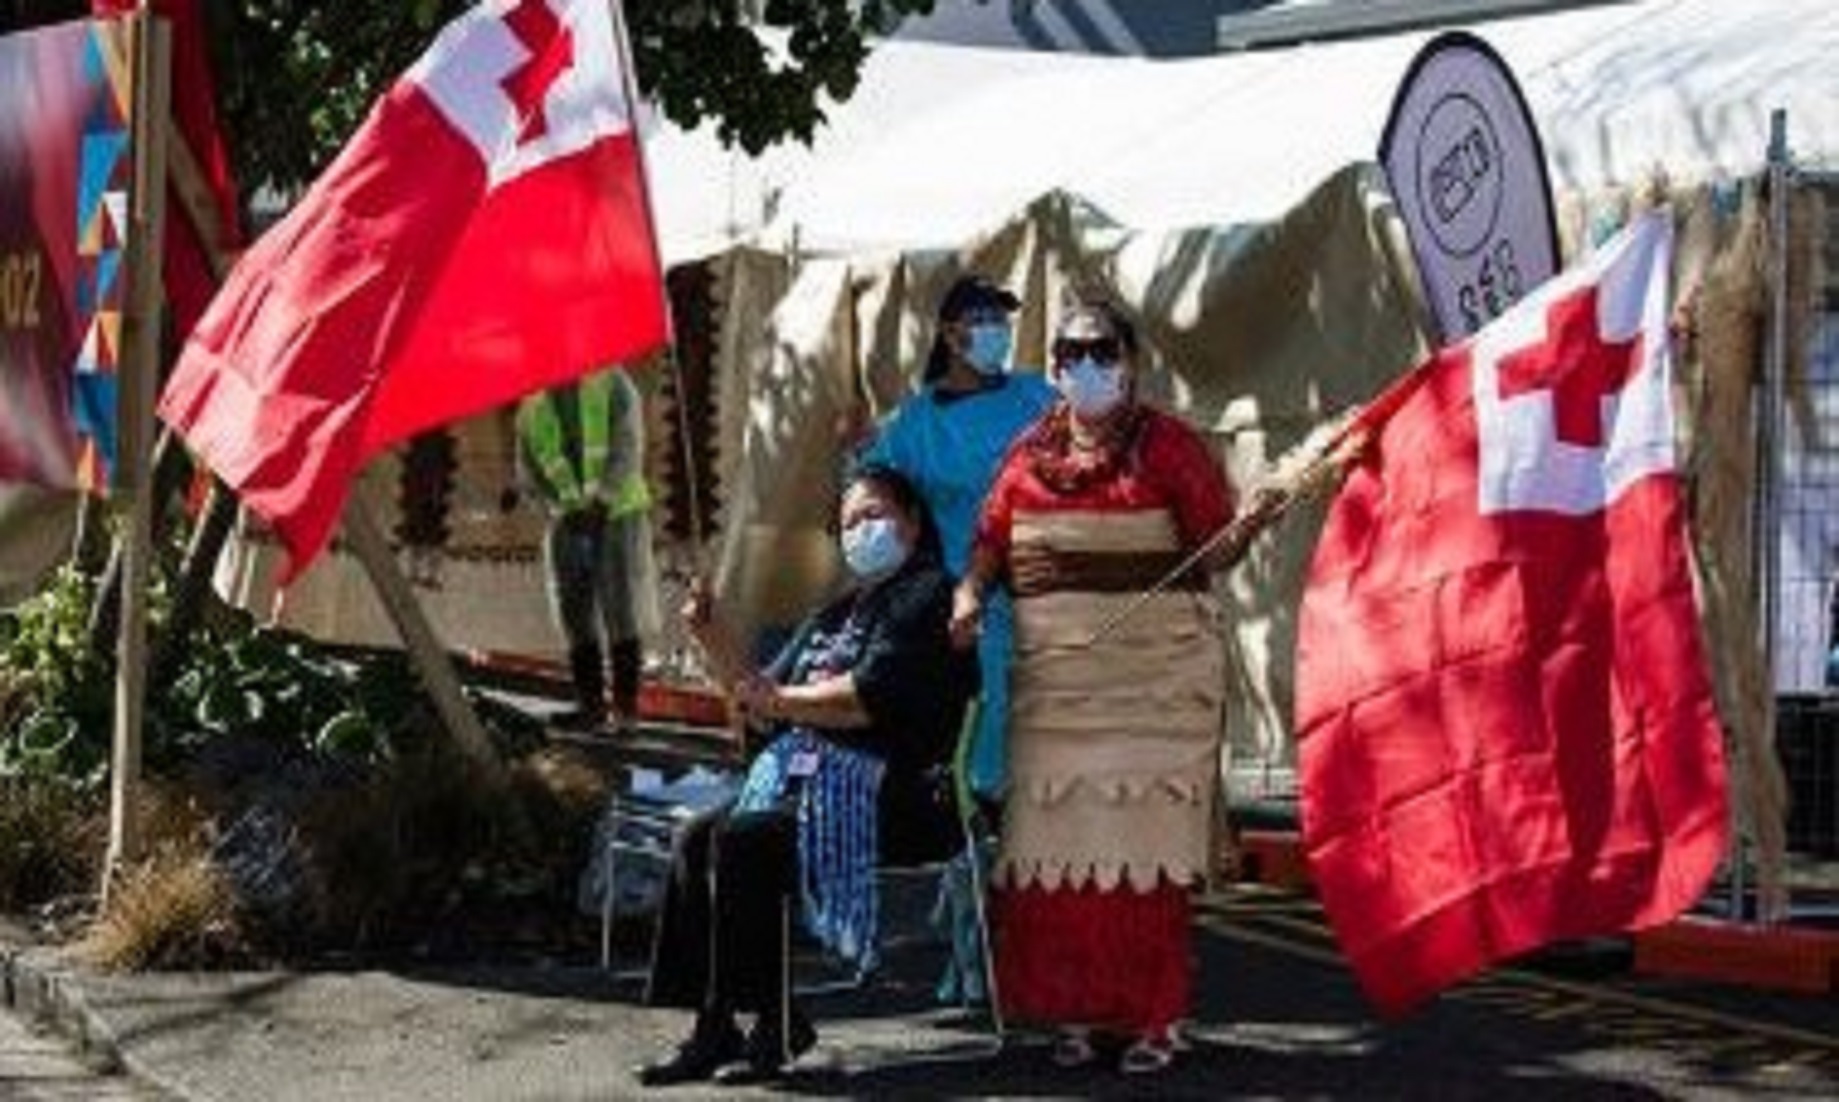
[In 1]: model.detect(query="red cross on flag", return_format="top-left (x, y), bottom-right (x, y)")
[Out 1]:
top-left (1295, 211), bottom-right (1727, 1016)
top-left (157, 0), bottom-right (668, 576)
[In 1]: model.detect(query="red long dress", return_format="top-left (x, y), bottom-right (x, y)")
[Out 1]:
top-left (973, 404), bottom-right (1234, 1038)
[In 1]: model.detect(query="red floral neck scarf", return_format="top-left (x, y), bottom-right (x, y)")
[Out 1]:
top-left (1023, 402), bottom-right (1148, 495)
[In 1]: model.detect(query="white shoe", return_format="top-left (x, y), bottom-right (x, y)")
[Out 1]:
top-left (1050, 1027), bottom-right (1097, 1069)
top-left (1120, 1035), bottom-right (1176, 1075)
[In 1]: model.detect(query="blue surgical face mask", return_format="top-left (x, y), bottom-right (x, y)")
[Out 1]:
top-left (1059, 357), bottom-right (1126, 419)
top-left (841, 516), bottom-right (910, 580)
top-left (965, 323), bottom-right (1013, 376)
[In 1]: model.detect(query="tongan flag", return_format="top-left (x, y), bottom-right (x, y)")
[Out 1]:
top-left (1295, 212), bottom-right (1726, 1016)
top-left (157, 0), bottom-right (668, 576)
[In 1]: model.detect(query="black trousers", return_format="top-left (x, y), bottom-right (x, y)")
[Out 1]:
top-left (644, 804), bottom-right (797, 1014)
top-left (642, 779), bottom-right (958, 1016)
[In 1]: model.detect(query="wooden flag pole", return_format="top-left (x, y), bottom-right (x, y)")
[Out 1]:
top-left (104, 8), bottom-right (172, 899)
top-left (141, 106), bottom-right (240, 692)
top-left (161, 115), bottom-right (232, 277)
top-left (1078, 412), bottom-right (1369, 650)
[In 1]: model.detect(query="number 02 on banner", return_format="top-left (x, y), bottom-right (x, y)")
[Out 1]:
top-left (0, 249), bottom-right (43, 330)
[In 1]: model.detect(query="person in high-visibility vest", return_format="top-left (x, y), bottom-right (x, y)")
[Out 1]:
top-left (511, 367), bottom-right (654, 731)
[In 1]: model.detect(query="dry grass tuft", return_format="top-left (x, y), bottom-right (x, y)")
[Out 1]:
top-left (81, 844), bottom-right (241, 971)
top-left (0, 780), bottom-right (102, 913)
top-left (38, 744), bottom-right (609, 967)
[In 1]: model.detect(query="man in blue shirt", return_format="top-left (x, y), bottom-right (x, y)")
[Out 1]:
top-left (861, 274), bottom-right (1056, 798)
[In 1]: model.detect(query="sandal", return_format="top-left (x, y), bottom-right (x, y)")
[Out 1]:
top-left (1050, 1027), bottom-right (1097, 1069)
top-left (1168, 1019), bottom-right (1193, 1052)
top-left (1119, 1035), bottom-right (1176, 1075)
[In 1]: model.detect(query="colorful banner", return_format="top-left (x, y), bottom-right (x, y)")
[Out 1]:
top-left (0, 17), bottom-right (134, 490)
top-left (1379, 31), bottom-right (1558, 344)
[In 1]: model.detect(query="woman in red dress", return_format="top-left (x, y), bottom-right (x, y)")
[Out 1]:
top-left (951, 298), bottom-right (1235, 1074)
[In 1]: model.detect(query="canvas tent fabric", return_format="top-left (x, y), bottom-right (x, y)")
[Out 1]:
top-left (645, 0), bottom-right (1839, 263)
top-left (213, 168), bottom-right (1425, 784)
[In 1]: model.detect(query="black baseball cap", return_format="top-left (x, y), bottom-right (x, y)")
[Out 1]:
top-left (937, 275), bottom-right (1021, 322)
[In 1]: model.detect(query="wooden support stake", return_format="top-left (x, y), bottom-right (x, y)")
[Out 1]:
top-left (104, 9), bottom-right (171, 899)
top-left (341, 494), bottom-right (503, 779)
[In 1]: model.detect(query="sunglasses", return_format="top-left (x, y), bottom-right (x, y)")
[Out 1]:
top-left (1051, 336), bottom-right (1122, 364)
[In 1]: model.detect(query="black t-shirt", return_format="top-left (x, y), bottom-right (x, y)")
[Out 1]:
top-left (763, 556), bottom-right (975, 859)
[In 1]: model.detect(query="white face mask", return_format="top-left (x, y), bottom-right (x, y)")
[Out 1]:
top-left (841, 516), bottom-right (910, 580)
top-left (965, 323), bottom-right (1013, 376)
top-left (1059, 357), bottom-right (1126, 419)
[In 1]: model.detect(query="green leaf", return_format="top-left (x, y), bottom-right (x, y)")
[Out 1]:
top-left (315, 710), bottom-right (380, 760)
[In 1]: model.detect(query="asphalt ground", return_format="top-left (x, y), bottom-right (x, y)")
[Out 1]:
top-left (3, 708), bottom-right (1834, 1100)
top-left (5, 871), bottom-right (1837, 1100)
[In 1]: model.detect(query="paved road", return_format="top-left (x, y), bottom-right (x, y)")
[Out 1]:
top-left (1191, 889), bottom-right (1837, 1100)
top-left (0, 1000), bottom-right (160, 1100)
top-left (4, 882), bottom-right (1833, 1101)
top-left (6, 710), bottom-right (1834, 1099)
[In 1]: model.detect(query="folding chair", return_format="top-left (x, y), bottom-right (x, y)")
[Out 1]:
top-left (596, 786), bottom-right (695, 980)
top-left (940, 698), bottom-right (1004, 1038)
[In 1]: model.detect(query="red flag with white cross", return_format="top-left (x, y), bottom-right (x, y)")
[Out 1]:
top-left (157, 0), bottom-right (668, 577)
top-left (1295, 211), bottom-right (1727, 1016)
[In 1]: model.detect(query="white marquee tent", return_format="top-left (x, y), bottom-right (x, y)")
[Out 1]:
top-left (645, 0), bottom-right (1839, 262)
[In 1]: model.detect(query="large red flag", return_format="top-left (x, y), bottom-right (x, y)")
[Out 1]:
top-left (1295, 212), bottom-right (1726, 1016)
top-left (157, 0), bottom-right (668, 576)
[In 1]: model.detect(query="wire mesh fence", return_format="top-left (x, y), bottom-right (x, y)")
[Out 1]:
top-left (1770, 178), bottom-right (1839, 864)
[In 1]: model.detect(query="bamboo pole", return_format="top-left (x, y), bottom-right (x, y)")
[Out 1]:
top-left (1080, 413), bottom-right (1367, 649)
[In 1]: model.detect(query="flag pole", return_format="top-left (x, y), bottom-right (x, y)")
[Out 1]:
top-left (604, 0), bottom-right (702, 559)
top-left (1077, 371), bottom-right (1419, 651)
top-left (1077, 355), bottom-right (1439, 649)
top-left (161, 114), bottom-right (233, 276)
top-left (1077, 425), bottom-right (1362, 649)
top-left (606, 0), bottom-right (728, 741)
top-left (104, 7), bottom-right (172, 899)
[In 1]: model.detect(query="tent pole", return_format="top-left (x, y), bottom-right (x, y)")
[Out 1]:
top-left (104, 9), bottom-right (171, 901)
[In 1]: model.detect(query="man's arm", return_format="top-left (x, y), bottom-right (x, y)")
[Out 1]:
top-left (949, 543), bottom-right (1002, 651)
top-left (604, 371), bottom-right (645, 500)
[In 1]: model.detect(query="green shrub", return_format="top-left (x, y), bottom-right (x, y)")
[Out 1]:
top-left (0, 567), bottom-right (111, 790)
top-left (3, 566), bottom-right (603, 965)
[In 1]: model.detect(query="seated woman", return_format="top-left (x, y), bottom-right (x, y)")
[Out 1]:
top-left (637, 464), bottom-right (975, 1087)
